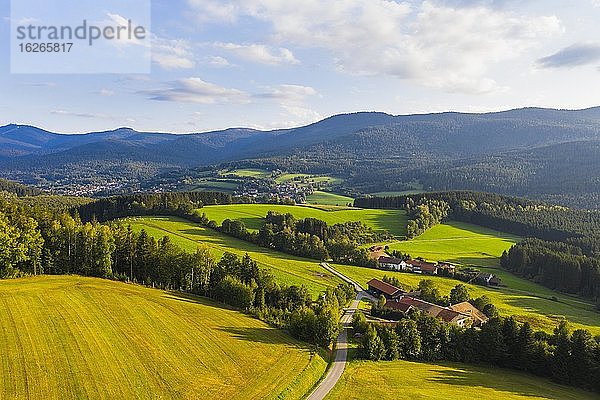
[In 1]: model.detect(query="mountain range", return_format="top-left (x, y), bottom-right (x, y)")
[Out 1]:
top-left (3, 107), bottom-right (600, 207)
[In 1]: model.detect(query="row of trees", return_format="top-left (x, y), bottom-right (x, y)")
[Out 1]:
top-left (405, 200), bottom-right (450, 239)
top-left (355, 191), bottom-right (600, 241)
top-left (354, 312), bottom-right (600, 394)
top-left (205, 211), bottom-right (385, 267)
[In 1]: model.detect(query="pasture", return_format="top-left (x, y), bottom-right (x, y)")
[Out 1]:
top-left (384, 221), bottom-right (521, 266)
top-left (126, 216), bottom-right (342, 296)
top-left (326, 360), bottom-right (599, 400)
top-left (198, 204), bottom-right (407, 237)
top-left (306, 191), bottom-right (354, 206)
top-left (0, 276), bottom-right (327, 400)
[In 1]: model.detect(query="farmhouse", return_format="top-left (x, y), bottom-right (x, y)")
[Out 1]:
top-left (449, 301), bottom-right (489, 327)
top-left (409, 260), bottom-right (438, 275)
top-left (367, 278), bottom-right (404, 300)
top-left (476, 273), bottom-right (501, 286)
top-left (437, 262), bottom-right (457, 274)
top-left (378, 256), bottom-right (407, 271)
top-left (384, 296), bottom-right (472, 327)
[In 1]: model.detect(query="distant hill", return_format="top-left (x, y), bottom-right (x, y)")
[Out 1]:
top-left (4, 107), bottom-right (600, 206)
top-left (0, 178), bottom-right (43, 196)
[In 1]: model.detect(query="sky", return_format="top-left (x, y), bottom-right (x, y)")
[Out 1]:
top-left (2, 0), bottom-right (600, 133)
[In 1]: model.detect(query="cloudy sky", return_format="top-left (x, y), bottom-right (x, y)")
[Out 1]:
top-left (1, 0), bottom-right (600, 133)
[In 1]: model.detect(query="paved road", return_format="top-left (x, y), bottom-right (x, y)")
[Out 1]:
top-left (306, 264), bottom-right (372, 400)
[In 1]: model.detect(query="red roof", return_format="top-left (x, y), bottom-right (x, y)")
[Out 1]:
top-left (383, 301), bottom-right (413, 313)
top-left (367, 278), bottom-right (403, 296)
top-left (408, 260), bottom-right (437, 269)
top-left (378, 256), bottom-right (403, 264)
top-left (394, 296), bottom-right (471, 323)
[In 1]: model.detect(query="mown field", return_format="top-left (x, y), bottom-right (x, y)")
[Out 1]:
top-left (384, 221), bottom-right (521, 266)
top-left (198, 204), bottom-right (407, 236)
top-left (0, 276), bottom-right (327, 400)
top-left (305, 191), bottom-right (354, 206)
top-left (326, 360), bottom-right (599, 400)
top-left (126, 216), bottom-right (342, 296)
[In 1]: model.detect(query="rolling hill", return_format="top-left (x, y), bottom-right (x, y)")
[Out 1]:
top-left (0, 275), bottom-right (326, 400)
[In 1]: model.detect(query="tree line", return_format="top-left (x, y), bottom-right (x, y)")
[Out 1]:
top-left (203, 210), bottom-right (387, 266)
top-left (501, 239), bottom-right (600, 300)
top-left (354, 311), bottom-right (600, 394)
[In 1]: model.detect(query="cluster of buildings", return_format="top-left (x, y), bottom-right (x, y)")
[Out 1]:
top-left (370, 246), bottom-right (501, 287)
top-left (367, 278), bottom-right (489, 328)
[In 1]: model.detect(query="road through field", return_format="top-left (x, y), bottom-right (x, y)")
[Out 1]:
top-left (306, 264), bottom-right (372, 400)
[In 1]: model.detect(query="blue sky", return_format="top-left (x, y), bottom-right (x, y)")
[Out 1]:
top-left (2, 0), bottom-right (600, 133)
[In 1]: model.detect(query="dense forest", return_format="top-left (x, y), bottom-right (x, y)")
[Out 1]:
top-left (0, 193), bottom-right (351, 348)
top-left (0, 178), bottom-right (43, 196)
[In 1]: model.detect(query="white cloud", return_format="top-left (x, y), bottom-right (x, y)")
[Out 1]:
top-left (152, 38), bottom-right (196, 69)
top-left (188, 0), bottom-right (562, 93)
top-left (51, 110), bottom-right (112, 119)
top-left (99, 89), bottom-right (115, 96)
top-left (257, 84), bottom-right (318, 100)
top-left (206, 56), bottom-right (232, 67)
top-left (142, 78), bottom-right (250, 104)
top-left (214, 42), bottom-right (299, 65)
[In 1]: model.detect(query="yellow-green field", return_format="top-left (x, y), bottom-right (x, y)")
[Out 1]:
top-left (385, 221), bottom-right (521, 266)
top-left (326, 360), bottom-right (599, 400)
top-left (0, 276), bottom-right (327, 400)
top-left (126, 216), bottom-right (342, 296)
top-left (198, 204), bottom-right (407, 236)
top-left (306, 191), bottom-right (354, 206)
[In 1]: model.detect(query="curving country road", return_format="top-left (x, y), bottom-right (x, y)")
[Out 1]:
top-left (306, 264), bottom-right (374, 400)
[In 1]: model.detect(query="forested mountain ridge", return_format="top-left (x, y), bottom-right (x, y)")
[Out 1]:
top-left (5, 107), bottom-right (600, 206)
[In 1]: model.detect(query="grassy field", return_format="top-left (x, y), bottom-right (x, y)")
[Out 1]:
top-left (225, 168), bottom-right (272, 179)
top-left (126, 216), bottom-right (341, 296)
top-left (326, 360), bottom-right (599, 400)
top-left (339, 220), bottom-right (600, 334)
top-left (385, 221), bottom-right (521, 266)
top-left (0, 276), bottom-right (327, 400)
top-left (306, 191), bottom-right (354, 206)
top-left (198, 204), bottom-right (407, 237)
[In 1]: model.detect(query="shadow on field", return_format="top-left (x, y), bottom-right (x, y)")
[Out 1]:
top-left (427, 364), bottom-right (567, 399)
top-left (220, 326), bottom-right (297, 346)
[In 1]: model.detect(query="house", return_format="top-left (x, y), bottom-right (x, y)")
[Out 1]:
top-left (384, 296), bottom-right (472, 327)
top-left (476, 273), bottom-right (501, 286)
top-left (449, 301), bottom-right (489, 327)
top-left (367, 278), bottom-right (404, 300)
top-left (377, 256), bottom-right (407, 271)
top-left (437, 262), bottom-right (457, 274)
top-left (409, 260), bottom-right (438, 275)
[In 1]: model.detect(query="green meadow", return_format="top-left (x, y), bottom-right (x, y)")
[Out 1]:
top-left (384, 221), bottom-right (521, 266)
top-left (126, 216), bottom-right (342, 296)
top-left (0, 276), bottom-right (327, 400)
top-left (306, 191), bottom-right (354, 206)
top-left (198, 204), bottom-right (407, 236)
top-left (326, 360), bottom-right (599, 400)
